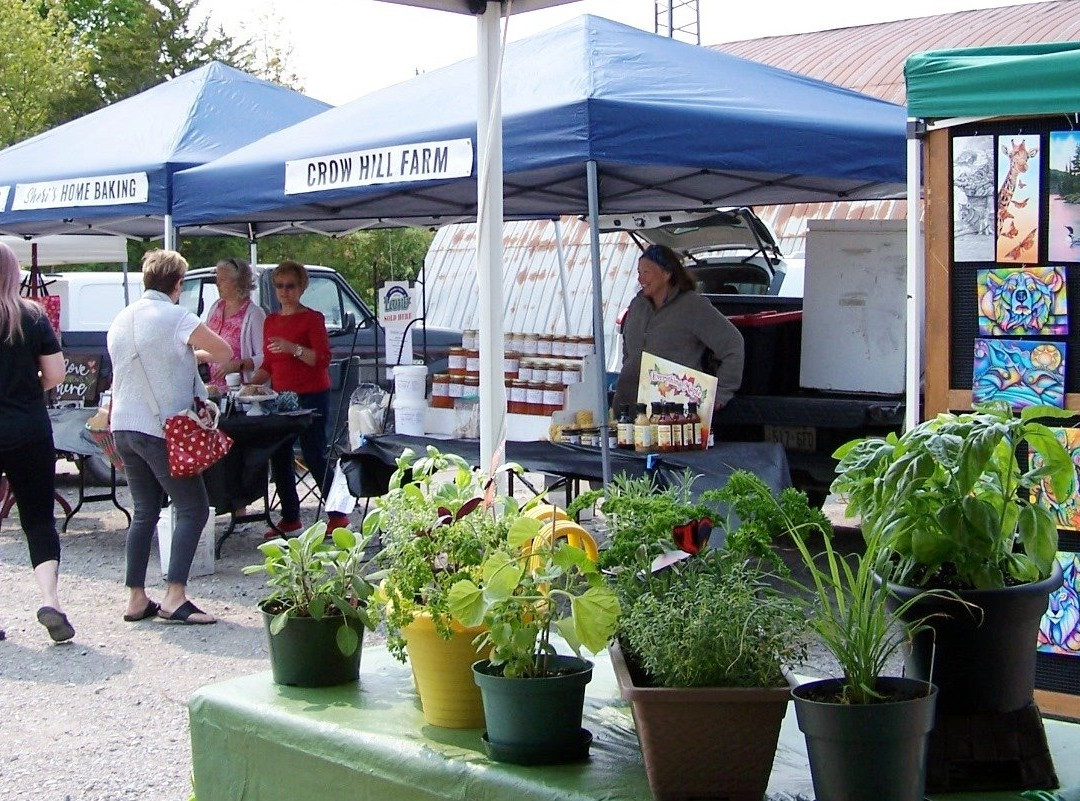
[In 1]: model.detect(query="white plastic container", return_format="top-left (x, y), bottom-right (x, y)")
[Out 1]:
top-left (393, 364), bottom-right (428, 401)
top-left (393, 398), bottom-right (427, 436)
top-left (158, 506), bottom-right (215, 579)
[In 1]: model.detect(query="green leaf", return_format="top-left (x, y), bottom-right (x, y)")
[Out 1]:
top-left (447, 580), bottom-right (486, 628)
top-left (1017, 505), bottom-right (1059, 577)
top-left (481, 552), bottom-right (523, 601)
top-left (571, 586), bottom-right (620, 653)
top-left (332, 528), bottom-right (357, 549)
top-left (555, 616), bottom-right (583, 655)
top-left (507, 516), bottom-right (542, 548)
top-left (309, 596), bottom-right (326, 621)
top-left (552, 542), bottom-right (589, 571)
top-left (269, 610), bottom-right (289, 635)
top-left (336, 623), bottom-right (359, 656)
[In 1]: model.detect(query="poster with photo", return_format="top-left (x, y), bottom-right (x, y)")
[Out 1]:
top-left (1048, 131), bottom-right (1080, 263)
top-left (972, 338), bottom-right (1065, 409)
top-left (977, 266), bottom-right (1068, 336)
top-left (953, 135), bottom-right (995, 262)
top-left (997, 135), bottom-right (1041, 264)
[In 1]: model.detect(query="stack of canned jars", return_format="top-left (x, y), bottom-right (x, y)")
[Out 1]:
top-left (431, 331), bottom-right (596, 415)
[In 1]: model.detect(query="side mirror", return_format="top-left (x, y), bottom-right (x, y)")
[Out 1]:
top-left (341, 311), bottom-right (357, 335)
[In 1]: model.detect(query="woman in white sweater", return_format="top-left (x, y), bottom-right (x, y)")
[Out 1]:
top-left (199, 258), bottom-right (266, 387)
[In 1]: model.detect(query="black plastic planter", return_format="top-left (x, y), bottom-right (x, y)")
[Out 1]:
top-left (473, 656), bottom-right (593, 765)
top-left (792, 677), bottom-right (937, 801)
top-left (883, 561), bottom-right (1063, 713)
top-left (261, 607), bottom-right (363, 687)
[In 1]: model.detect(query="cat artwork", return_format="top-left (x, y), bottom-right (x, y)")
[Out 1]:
top-left (1038, 553), bottom-right (1080, 657)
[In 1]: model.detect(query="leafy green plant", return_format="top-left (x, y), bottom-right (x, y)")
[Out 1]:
top-left (448, 516), bottom-right (620, 678)
top-left (715, 469), bottom-right (831, 560)
top-left (361, 446), bottom-right (520, 660)
top-left (619, 550), bottom-right (807, 688)
top-left (832, 403), bottom-right (1075, 589)
top-left (243, 522), bottom-right (377, 657)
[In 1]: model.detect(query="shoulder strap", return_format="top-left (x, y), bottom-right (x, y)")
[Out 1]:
top-left (126, 303), bottom-right (164, 427)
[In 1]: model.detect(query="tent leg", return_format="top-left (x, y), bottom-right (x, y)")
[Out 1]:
top-left (587, 160), bottom-right (612, 486)
top-left (553, 219), bottom-right (572, 330)
top-left (905, 122), bottom-right (924, 432)
top-left (164, 215), bottom-right (176, 251)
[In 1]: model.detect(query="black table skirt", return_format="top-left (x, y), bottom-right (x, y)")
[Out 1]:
top-left (203, 413), bottom-right (313, 514)
top-left (341, 434), bottom-right (791, 499)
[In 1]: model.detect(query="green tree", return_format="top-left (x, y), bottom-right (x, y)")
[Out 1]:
top-left (0, 0), bottom-right (88, 146)
top-left (48, 0), bottom-right (254, 126)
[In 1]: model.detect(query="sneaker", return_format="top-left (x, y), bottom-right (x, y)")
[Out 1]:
top-left (264, 519), bottom-right (303, 540)
top-left (326, 512), bottom-right (350, 532)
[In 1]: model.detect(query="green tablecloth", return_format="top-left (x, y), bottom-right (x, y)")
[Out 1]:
top-left (189, 646), bottom-right (1080, 801)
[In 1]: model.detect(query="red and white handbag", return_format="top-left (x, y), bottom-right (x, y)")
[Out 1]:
top-left (163, 399), bottom-right (233, 478)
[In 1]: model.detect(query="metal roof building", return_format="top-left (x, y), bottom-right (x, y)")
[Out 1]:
top-left (422, 1), bottom-right (1078, 346)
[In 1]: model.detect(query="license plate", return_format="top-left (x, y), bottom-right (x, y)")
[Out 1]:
top-left (764, 425), bottom-right (816, 452)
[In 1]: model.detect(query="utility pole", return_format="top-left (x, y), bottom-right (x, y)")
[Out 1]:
top-left (654, 0), bottom-right (700, 45)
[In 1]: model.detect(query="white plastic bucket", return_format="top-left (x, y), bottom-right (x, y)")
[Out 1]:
top-left (393, 399), bottom-right (427, 436)
top-left (158, 506), bottom-right (215, 579)
top-left (393, 364), bottom-right (428, 401)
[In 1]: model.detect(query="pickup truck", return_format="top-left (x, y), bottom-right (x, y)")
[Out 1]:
top-left (605, 209), bottom-right (905, 504)
top-left (51, 264), bottom-right (461, 482)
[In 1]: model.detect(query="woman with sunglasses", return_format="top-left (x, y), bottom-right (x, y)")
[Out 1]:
top-left (611, 244), bottom-right (744, 420)
top-left (197, 258), bottom-right (265, 389)
top-left (248, 261), bottom-right (348, 537)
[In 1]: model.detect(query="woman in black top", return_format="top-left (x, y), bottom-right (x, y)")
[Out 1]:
top-left (0, 243), bottom-right (73, 643)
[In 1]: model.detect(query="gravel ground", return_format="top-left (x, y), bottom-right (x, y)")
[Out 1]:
top-left (0, 463), bottom-right (861, 801)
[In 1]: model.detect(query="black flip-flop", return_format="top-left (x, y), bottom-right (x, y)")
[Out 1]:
top-left (123, 601), bottom-right (160, 622)
top-left (37, 606), bottom-right (76, 643)
top-left (157, 600), bottom-right (216, 625)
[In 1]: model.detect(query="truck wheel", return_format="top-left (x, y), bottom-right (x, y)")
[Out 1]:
top-left (84, 455), bottom-right (127, 487)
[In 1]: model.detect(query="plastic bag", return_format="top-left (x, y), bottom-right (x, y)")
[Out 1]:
top-left (348, 383), bottom-right (390, 446)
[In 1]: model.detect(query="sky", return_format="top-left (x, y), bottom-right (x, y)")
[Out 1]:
top-left (200, 0), bottom-right (1052, 105)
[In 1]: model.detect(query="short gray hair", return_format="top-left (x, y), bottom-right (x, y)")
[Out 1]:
top-left (216, 257), bottom-right (254, 298)
top-left (142, 249), bottom-right (188, 293)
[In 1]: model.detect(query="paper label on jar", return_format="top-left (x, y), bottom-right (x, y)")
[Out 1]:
top-left (551, 339), bottom-right (566, 357)
top-left (634, 424), bottom-right (652, 448)
top-left (449, 381), bottom-right (464, 398)
top-left (562, 369), bottom-right (580, 384)
top-left (543, 388), bottom-right (563, 406)
top-left (432, 381), bottom-right (449, 397)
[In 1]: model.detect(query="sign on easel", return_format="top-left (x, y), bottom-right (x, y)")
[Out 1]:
top-left (377, 281), bottom-right (416, 376)
top-left (56, 354), bottom-right (101, 406)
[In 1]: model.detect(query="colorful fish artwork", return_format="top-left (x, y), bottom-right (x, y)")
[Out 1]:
top-left (977, 266), bottom-right (1068, 336)
top-left (1038, 553), bottom-right (1080, 657)
top-left (972, 338), bottom-right (1065, 410)
top-left (1031, 428), bottom-right (1080, 531)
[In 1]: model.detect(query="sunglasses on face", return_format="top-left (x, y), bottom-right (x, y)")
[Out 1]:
top-left (274, 282), bottom-right (298, 290)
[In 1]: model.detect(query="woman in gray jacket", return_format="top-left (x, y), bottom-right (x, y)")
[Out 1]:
top-left (612, 244), bottom-right (744, 416)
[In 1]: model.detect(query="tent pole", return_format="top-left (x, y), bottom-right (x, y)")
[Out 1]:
top-left (164, 215), bottom-right (176, 251)
top-left (905, 120), bottom-right (925, 432)
top-left (476, 2), bottom-right (506, 473)
top-left (552, 218), bottom-right (572, 330)
top-left (587, 160), bottom-right (612, 486)
top-left (248, 224), bottom-right (258, 266)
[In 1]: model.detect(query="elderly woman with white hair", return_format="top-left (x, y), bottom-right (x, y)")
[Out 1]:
top-left (197, 257), bottom-right (266, 389)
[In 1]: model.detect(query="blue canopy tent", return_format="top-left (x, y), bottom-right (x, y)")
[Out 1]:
top-left (0, 62), bottom-right (330, 246)
top-left (172, 15), bottom-right (908, 481)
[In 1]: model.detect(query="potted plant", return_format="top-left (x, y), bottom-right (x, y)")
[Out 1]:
top-left (782, 493), bottom-right (945, 801)
top-left (583, 470), bottom-right (812, 801)
top-left (832, 403), bottom-right (1073, 714)
top-left (361, 446), bottom-right (519, 728)
top-left (244, 521), bottom-right (377, 687)
top-left (447, 513), bottom-right (619, 764)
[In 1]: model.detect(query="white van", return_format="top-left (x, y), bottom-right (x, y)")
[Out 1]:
top-left (40, 271), bottom-right (144, 337)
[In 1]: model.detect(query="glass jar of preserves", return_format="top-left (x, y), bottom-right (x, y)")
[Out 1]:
top-left (525, 381), bottom-right (545, 415)
top-left (536, 335), bottom-right (553, 357)
top-left (448, 346), bottom-right (467, 376)
top-left (578, 336), bottom-right (595, 358)
top-left (462, 375), bottom-right (480, 399)
top-left (518, 358), bottom-right (534, 382)
top-left (448, 375), bottom-right (464, 399)
top-left (522, 333), bottom-right (538, 356)
top-left (465, 349), bottom-right (480, 378)
top-left (543, 382), bottom-right (564, 415)
top-left (431, 373), bottom-right (452, 409)
top-left (503, 351), bottom-right (520, 379)
top-left (462, 329), bottom-right (478, 350)
top-left (561, 362), bottom-right (581, 385)
top-left (511, 331), bottom-right (525, 353)
top-left (550, 336), bottom-right (567, 358)
top-left (510, 379), bottom-right (529, 414)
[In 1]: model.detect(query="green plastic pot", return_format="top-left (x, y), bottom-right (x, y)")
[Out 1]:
top-left (260, 607), bottom-right (364, 687)
top-left (473, 656), bottom-right (593, 764)
top-left (793, 677), bottom-right (937, 801)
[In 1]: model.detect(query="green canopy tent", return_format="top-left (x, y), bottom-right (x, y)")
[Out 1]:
top-left (903, 41), bottom-right (1080, 430)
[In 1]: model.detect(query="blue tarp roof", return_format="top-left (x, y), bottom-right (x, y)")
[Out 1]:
top-left (172, 15), bottom-right (908, 235)
top-left (0, 62), bottom-right (330, 239)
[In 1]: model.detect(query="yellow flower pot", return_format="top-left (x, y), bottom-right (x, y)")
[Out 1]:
top-left (403, 612), bottom-right (488, 728)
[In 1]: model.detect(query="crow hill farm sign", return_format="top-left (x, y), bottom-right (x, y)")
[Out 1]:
top-left (284, 138), bottom-right (473, 195)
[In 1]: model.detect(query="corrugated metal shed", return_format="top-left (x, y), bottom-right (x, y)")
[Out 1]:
top-left (422, 218), bottom-right (640, 362)
top-left (424, 1), bottom-right (1078, 339)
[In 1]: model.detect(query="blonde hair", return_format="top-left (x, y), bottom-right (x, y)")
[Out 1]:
top-left (0, 242), bottom-right (42, 345)
top-left (142, 249), bottom-right (188, 293)
top-left (216, 257), bottom-right (254, 298)
top-left (271, 260), bottom-right (309, 292)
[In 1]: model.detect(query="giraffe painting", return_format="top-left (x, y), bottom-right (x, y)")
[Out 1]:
top-left (997, 135), bottom-right (1041, 263)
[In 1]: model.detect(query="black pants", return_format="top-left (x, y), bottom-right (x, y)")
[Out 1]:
top-left (270, 390), bottom-right (333, 523)
top-left (0, 436), bottom-right (61, 567)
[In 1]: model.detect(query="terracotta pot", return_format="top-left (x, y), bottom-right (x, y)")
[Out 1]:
top-left (610, 642), bottom-right (790, 801)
